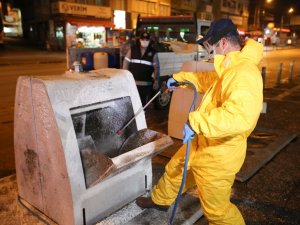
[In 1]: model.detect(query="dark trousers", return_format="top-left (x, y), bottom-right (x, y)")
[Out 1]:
top-left (137, 85), bottom-right (152, 106)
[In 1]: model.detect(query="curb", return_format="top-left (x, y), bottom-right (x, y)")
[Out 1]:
top-left (0, 60), bottom-right (66, 66)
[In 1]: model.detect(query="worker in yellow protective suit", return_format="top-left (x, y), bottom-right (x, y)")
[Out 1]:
top-left (136, 18), bottom-right (264, 225)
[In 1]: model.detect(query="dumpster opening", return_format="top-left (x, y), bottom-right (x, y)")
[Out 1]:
top-left (71, 96), bottom-right (137, 158)
top-left (70, 96), bottom-right (163, 188)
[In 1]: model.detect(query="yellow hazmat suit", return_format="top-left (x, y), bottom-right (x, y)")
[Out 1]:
top-left (151, 39), bottom-right (263, 225)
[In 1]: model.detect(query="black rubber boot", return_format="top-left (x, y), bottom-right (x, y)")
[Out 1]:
top-left (136, 196), bottom-right (169, 211)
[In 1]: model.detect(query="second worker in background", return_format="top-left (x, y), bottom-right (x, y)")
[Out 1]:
top-left (123, 31), bottom-right (160, 106)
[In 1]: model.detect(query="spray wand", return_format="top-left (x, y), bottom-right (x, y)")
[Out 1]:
top-left (116, 85), bottom-right (174, 135)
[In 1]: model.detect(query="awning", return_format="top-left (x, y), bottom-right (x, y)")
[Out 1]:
top-left (67, 16), bottom-right (113, 28)
top-left (248, 30), bottom-right (263, 36)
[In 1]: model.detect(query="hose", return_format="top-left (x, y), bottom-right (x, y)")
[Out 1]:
top-left (168, 81), bottom-right (198, 225)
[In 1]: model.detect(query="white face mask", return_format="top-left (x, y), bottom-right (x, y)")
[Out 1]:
top-left (204, 42), bottom-right (216, 60)
top-left (204, 40), bottom-right (224, 60)
top-left (140, 40), bottom-right (150, 48)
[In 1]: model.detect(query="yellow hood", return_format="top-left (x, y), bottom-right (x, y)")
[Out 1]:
top-left (213, 38), bottom-right (263, 76)
top-left (240, 38), bottom-right (264, 66)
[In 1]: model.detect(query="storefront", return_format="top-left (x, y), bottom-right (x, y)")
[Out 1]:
top-left (2, 7), bottom-right (23, 37)
top-left (65, 16), bottom-right (113, 48)
top-left (50, 1), bottom-right (113, 50)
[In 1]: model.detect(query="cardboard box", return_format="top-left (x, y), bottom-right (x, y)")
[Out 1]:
top-left (168, 61), bottom-right (214, 139)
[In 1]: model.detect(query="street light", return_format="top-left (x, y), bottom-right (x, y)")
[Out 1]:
top-left (279, 7), bottom-right (294, 44)
top-left (280, 7), bottom-right (294, 29)
top-left (258, 0), bottom-right (274, 44)
top-left (259, 0), bottom-right (272, 32)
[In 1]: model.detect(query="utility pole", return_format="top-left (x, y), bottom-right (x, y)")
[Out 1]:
top-left (279, 14), bottom-right (283, 45)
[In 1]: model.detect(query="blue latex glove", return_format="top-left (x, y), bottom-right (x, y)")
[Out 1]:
top-left (182, 123), bottom-right (195, 144)
top-left (166, 78), bottom-right (177, 91)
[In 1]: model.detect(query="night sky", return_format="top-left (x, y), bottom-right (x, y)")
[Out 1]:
top-left (265, 0), bottom-right (300, 23)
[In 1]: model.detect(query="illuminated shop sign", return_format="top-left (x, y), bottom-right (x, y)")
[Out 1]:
top-left (62, 4), bottom-right (87, 14)
top-left (51, 1), bottom-right (111, 19)
top-left (114, 10), bottom-right (126, 29)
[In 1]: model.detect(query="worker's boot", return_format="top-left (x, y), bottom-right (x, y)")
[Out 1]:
top-left (136, 196), bottom-right (169, 211)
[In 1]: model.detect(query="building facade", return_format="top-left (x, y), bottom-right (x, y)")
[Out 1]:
top-left (171, 0), bottom-right (249, 31)
top-left (15, 0), bottom-right (172, 50)
top-left (8, 0), bottom-right (251, 50)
